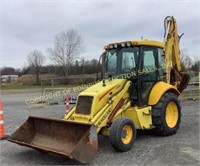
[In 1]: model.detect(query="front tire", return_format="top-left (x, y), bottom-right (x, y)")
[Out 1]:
top-left (152, 92), bottom-right (181, 136)
top-left (109, 118), bottom-right (136, 152)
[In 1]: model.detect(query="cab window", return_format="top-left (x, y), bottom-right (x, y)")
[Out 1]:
top-left (140, 47), bottom-right (158, 101)
top-left (105, 51), bottom-right (117, 75)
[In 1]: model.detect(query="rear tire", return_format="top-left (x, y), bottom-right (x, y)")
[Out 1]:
top-left (152, 92), bottom-right (181, 136)
top-left (109, 118), bottom-right (136, 152)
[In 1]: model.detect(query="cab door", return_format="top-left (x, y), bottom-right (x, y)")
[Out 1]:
top-left (139, 46), bottom-right (165, 104)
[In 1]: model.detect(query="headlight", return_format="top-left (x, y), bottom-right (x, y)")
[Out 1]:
top-left (114, 44), bottom-right (118, 48)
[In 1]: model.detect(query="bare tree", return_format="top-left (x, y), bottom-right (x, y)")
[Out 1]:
top-left (180, 49), bottom-right (193, 71)
top-left (191, 56), bottom-right (200, 72)
top-left (47, 29), bottom-right (84, 76)
top-left (27, 50), bottom-right (46, 85)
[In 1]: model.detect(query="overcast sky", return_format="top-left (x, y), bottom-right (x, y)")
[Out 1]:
top-left (1, 0), bottom-right (199, 69)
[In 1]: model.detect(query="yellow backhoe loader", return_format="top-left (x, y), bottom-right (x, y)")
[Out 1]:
top-left (8, 16), bottom-right (190, 163)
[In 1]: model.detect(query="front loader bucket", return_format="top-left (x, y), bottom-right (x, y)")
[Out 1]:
top-left (7, 116), bottom-right (98, 164)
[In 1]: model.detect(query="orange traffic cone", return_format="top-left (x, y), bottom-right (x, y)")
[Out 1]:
top-left (65, 96), bottom-right (70, 114)
top-left (0, 99), bottom-right (8, 140)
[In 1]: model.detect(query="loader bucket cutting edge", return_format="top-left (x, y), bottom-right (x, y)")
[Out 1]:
top-left (7, 116), bottom-right (98, 164)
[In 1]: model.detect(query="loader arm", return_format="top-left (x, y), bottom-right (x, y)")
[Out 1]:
top-left (92, 80), bottom-right (131, 132)
top-left (163, 16), bottom-right (190, 92)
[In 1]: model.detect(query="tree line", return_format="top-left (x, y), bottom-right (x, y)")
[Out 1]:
top-left (1, 58), bottom-right (98, 76)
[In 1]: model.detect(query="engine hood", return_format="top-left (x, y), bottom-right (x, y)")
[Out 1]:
top-left (76, 79), bottom-right (127, 116)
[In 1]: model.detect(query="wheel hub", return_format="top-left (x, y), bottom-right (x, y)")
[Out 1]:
top-left (121, 125), bottom-right (133, 144)
top-left (165, 101), bottom-right (179, 128)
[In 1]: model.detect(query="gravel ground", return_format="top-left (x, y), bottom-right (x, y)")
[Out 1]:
top-left (0, 91), bottom-right (200, 165)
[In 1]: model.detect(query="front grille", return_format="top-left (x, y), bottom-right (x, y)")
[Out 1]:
top-left (76, 96), bottom-right (93, 114)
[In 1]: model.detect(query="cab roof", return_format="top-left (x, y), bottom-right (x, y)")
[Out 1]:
top-left (104, 39), bottom-right (164, 50)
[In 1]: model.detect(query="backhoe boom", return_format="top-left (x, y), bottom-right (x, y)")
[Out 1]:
top-left (163, 16), bottom-right (190, 92)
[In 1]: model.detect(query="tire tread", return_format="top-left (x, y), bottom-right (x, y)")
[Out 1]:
top-left (152, 92), bottom-right (181, 136)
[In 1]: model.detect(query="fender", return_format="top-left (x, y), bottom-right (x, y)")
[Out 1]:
top-left (148, 81), bottom-right (180, 105)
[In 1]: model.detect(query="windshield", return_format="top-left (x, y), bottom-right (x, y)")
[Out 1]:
top-left (105, 47), bottom-right (139, 78)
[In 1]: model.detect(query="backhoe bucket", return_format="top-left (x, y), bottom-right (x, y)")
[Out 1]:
top-left (7, 116), bottom-right (98, 164)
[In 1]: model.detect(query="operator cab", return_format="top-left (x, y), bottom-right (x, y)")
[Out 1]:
top-left (100, 40), bottom-right (166, 106)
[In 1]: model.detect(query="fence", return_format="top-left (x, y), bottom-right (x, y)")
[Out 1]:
top-left (39, 74), bottom-right (96, 105)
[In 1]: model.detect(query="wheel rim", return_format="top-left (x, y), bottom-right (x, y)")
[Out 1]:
top-left (121, 125), bottom-right (133, 144)
top-left (165, 101), bottom-right (179, 128)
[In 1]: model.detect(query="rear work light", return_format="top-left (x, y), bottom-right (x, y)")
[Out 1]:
top-left (114, 44), bottom-right (118, 48)
top-left (126, 42), bottom-right (132, 47)
top-left (121, 43), bottom-right (125, 47)
top-left (109, 45), bottom-right (113, 49)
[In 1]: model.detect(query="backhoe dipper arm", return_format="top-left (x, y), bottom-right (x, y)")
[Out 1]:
top-left (163, 16), bottom-right (190, 92)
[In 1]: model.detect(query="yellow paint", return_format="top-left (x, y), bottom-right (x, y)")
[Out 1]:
top-left (63, 81), bottom-right (177, 135)
top-left (121, 106), bottom-right (152, 130)
top-left (79, 79), bottom-right (127, 117)
top-left (148, 81), bottom-right (180, 105)
top-left (100, 127), bottom-right (110, 136)
top-left (94, 81), bottom-right (131, 133)
top-left (104, 39), bottom-right (164, 49)
top-left (63, 79), bottom-right (132, 133)
top-left (165, 101), bottom-right (179, 128)
top-left (90, 104), bottom-right (110, 123)
top-left (63, 107), bottom-right (75, 120)
top-left (72, 114), bottom-right (93, 123)
top-left (121, 125), bottom-right (133, 144)
top-left (163, 17), bottom-right (182, 84)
